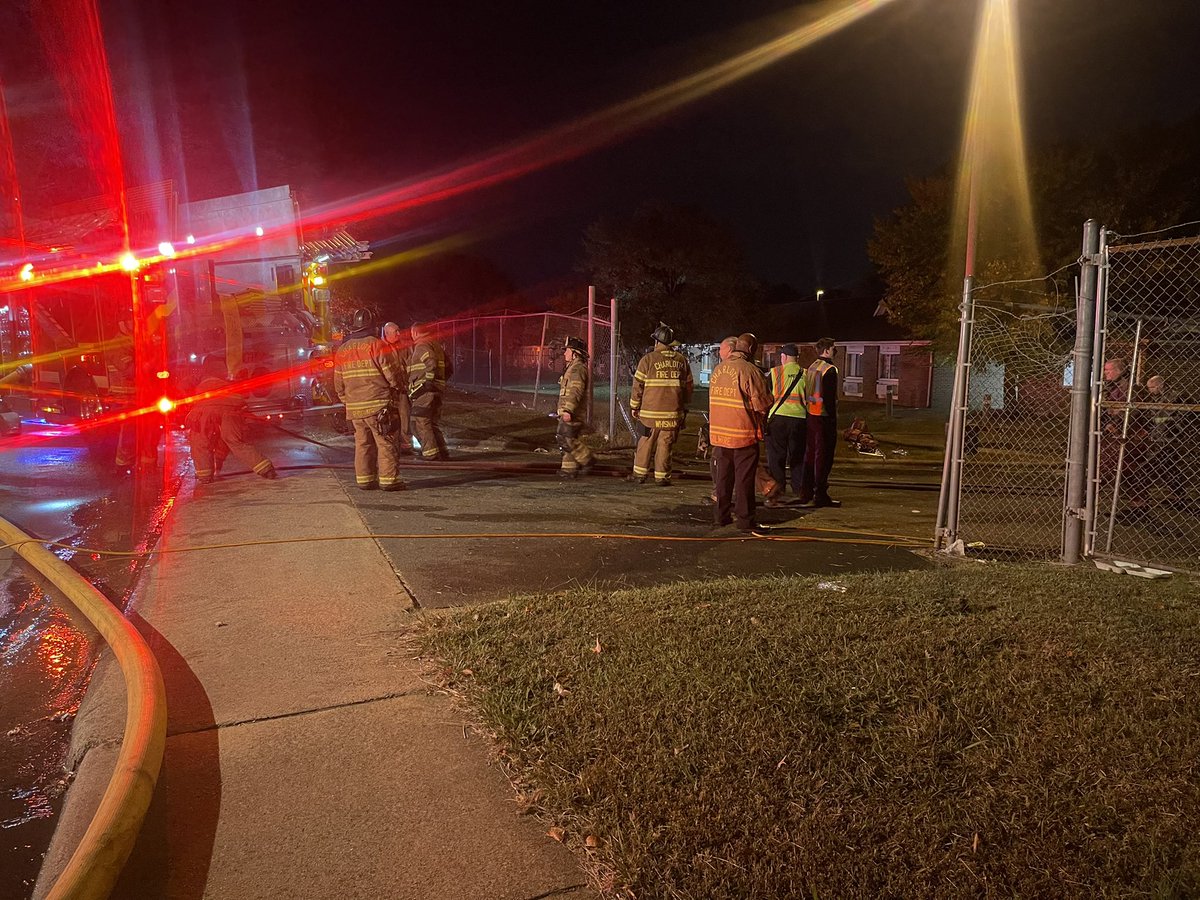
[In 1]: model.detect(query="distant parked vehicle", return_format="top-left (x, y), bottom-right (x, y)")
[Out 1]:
top-left (0, 396), bottom-right (21, 436)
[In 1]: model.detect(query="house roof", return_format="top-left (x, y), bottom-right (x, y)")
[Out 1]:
top-left (766, 295), bottom-right (916, 344)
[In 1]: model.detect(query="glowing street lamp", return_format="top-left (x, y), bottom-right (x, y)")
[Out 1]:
top-left (119, 252), bottom-right (140, 272)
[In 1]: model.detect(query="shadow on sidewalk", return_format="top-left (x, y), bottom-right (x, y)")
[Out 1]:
top-left (113, 615), bottom-right (220, 900)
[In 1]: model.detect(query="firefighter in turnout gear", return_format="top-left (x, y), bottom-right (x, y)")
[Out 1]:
top-left (334, 309), bottom-right (407, 491)
top-left (556, 336), bottom-right (595, 479)
top-left (408, 321), bottom-right (452, 460)
top-left (185, 357), bottom-right (277, 483)
top-left (381, 321), bottom-right (414, 456)
top-left (708, 332), bottom-right (772, 531)
top-left (629, 324), bottom-right (693, 485)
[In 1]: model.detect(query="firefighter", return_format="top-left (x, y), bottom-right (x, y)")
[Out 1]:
top-left (628, 323), bottom-right (693, 486)
top-left (798, 336), bottom-right (841, 507)
top-left (185, 357), bottom-right (277, 483)
top-left (708, 332), bottom-right (772, 532)
top-left (556, 336), bottom-right (595, 479)
top-left (381, 321), bottom-right (414, 457)
top-left (334, 309), bottom-right (406, 491)
top-left (408, 321), bottom-right (452, 461)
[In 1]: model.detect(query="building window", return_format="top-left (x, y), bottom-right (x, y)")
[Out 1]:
top-left (847, 352), bottom-right (862, 378)
top-left (879, 353), bottom-right (899, 380)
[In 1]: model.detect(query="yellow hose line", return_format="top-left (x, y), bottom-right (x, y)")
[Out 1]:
top-left (0, 516), bottom-right (167, 900)
top-left (4, 528), bottom-right (927, 561)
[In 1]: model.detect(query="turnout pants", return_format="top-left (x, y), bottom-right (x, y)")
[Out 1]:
top-left (411, 392), bottom-right (447, 460)
top-left (353, 416), bottom-right (402, 487)
top-left (713, 444), bottom-right (759, 529)
top-left (799, 415), bottom-right (838, 502)
top-left (766, 416), bottom-right (807, 495)
top-left (190, 414), bottom-right (273, 479)
top-left (557, 420), bottom-right (594, 473)
top-left (633, 426), bottom-right (679, 482)
top-left (391, 393), bottom-right (413, 456)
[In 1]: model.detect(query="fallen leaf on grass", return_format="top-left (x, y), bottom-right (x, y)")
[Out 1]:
top-left (585, 834), bottom-right (600, 848)
top-left (973, 832), bottom-right (980, 853)
top-left (547, 827), bottom-right (566, 842)
top-left (553, 681), bottom-right (572, 697)
top-left (592, 637), bottom-right (602, 654)
top-left (460, 668), bottom-right (474, 677)
top-left (750, 616), bottom-right (762, 626)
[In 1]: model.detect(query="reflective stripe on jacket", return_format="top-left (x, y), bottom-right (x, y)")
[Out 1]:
top-left (408, 339), bottom-right (449, 396)
top-left (708, 353), bottom-right (771, 449)
top-left (334, 334), bottom-right (402, 419)
top-left (769, 362), bottom-right (806, 419)
top-left (558, 358), bottom-right (589, 417)
top-left (630, 347), bottom-right (693, 428)
top-left (805, 359), bottom-right (836, 417)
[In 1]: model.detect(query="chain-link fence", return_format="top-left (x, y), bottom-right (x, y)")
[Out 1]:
top-left (432, 310), bottom-right (638, 448)
top-left (1090, 228), bottom-right (1200, 571)
top-left (953, 292), bottom-right (1076, 557)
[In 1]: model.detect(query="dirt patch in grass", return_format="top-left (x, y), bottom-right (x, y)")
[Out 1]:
top-left (418, 565), bottom-right (1200, 899)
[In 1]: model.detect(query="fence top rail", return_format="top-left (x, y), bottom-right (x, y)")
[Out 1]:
top-left (434, 311), bottom-right (612, 328)
top-left (1107, 233), bottom-right (1200, 254)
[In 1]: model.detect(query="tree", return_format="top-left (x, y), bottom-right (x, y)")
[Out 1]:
top-left (869, 116), bottom-right (1200, 349)
top-left (581, 201), bottom-right (754, 346)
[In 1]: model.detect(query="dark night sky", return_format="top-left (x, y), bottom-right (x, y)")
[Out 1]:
top-left (12, 0), bottom-right (1200, 296)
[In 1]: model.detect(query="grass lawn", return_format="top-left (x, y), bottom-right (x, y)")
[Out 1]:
top-left (418, 564), bottom-right (1200, 899)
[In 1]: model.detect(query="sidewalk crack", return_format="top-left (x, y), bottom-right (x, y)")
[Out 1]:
top-left (166, 686), bottom-right (430, 737)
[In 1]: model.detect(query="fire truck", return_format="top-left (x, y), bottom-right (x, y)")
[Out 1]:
top-left (1, 182), bottom-right (368, 445)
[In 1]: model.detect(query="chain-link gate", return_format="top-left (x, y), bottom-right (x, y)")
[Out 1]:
top-left (953, 294), bottom-right (1076, 556)
top-left (435, 309), bottom-right (638, 449)
top-left (1090, 228), bottom-right (1200, 572)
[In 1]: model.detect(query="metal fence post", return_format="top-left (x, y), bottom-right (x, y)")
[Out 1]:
top-left (1084, 228), bottom-right (1109, 557)
top-left (498, 315), bottom-right (504, 392)
top-left (531, 313), bottom-right (548, 409)
top-left (472, 318), bottom-right (477, 385)
top-left (935, 277), bottom-right (976, 547)
top-left (609, 296), bottom-right (618, 444)
top-left (1063, 219), bottom-right (1101, 564)
top-left (587, 286), bottom-right (596, 426)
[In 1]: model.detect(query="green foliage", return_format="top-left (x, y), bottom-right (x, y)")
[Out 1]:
top-left (421, 566), bottom-right (1200, 899)
top-left (870, 117), bottom-right (1200, 350)
top-left (581, 201), bottom-right (757, 345)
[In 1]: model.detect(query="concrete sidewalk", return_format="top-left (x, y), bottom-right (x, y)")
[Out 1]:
top-left (35, 467), bottom-right (594, 900)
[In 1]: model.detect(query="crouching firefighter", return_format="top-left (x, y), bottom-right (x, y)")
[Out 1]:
top-left (334, 309), bottom-right (407, 491)
top-left (556, 336), bottom-right (595, 479)
top-left (185, 357), bottom-right (277, 483)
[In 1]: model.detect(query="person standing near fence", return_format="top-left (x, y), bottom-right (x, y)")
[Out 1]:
top-left (799, 337), bottom-right (841, 508)
top-left (556, 336), bottom-right (595, 479)
top-left (382, 322), bottom-right (414, 457)
top-left (765, 343), bottom-right (807, 507)
top-left (628, 324), bottom-right (693, 486)
top-left (708, 333), bottom-right (772, 532)
top-left (409, 321), bottom-right (452, 461)
top-left (334, 309), bottom-right (406, 491)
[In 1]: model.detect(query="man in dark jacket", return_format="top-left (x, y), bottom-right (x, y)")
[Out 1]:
top-left (798, 337), bottom-right (841, 507)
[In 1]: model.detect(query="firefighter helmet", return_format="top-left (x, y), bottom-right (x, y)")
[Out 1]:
top-left (352, 308), bottom-right (374, 330)
top-left (564, 336), bottom-right (589, 358)
top-left (651, 324), bottom-right (674, 346)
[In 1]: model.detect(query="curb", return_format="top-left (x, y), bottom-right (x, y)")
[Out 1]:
top-left (0, 517), bottom-right (166, 900)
